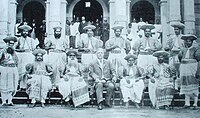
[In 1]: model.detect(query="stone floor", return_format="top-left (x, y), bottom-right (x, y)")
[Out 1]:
top-left (0, 105), bottom-right (200, 118)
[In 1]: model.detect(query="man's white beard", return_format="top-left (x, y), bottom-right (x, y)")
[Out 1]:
top-left (68, 59), bottom-right (78, 68)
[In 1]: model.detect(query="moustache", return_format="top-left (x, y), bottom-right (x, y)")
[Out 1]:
top-left (7, 47), bottom-right (14, 54)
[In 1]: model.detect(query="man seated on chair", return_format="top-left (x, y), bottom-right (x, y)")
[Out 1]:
top-left (25, 49), bottom-right (53, 107)
top-left (89, 48), bottom-right (117, 110)
top-left (147, 50), bottom-right (176, 110)
top-left (120, 54), bottom-right (145, 108)
top-left (57, 50), bottom-right (89, 108)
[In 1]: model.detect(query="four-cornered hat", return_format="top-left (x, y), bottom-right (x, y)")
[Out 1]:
top-left (32, 49), bottom-right (46, 56)
top-left (124, 54), bottom-right (138, 61)
top-left (140, 24), bottom-right (155, 31)
top-left (153, 50), bottom-right (169, 58)
top-left (171, 22), bottom-right (185, 29)
top-left (18, 24), bottom-right (32, 31)
top-left (3, 36), bottom-right (17, 43)
top-left (66, 49), bottom-right (78, 56)
top-left (83, 24), bottom-right (96, 30)
top-left (112, 25), bottom-right (124, 30)
top-left (181, 34), bottom-right (197, 41)
top-left (53, 26), bottom-right (62, 31)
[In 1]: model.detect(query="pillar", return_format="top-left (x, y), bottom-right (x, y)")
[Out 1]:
top-left (168, 0), bottom-right (181, 36)
top-left (0, 0), bottom-right (9, 48)
top-left (109, 0), bottom-right (115, 38)
top-left (160, 0), bottom-right (168, 47)
top-left (61, 0), bottom-right (67, 39)
top-left (183, 0), bottom-right (195, 34)
top-left (8, 0), bottom-right (18, 36)
top-left (126, 0), bottom-right (131, 24)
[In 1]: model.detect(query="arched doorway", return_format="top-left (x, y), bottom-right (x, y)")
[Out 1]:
top-left (23, 1), bottom-right (45, 39)
top-left (73, 0), bottom-right (103, 22)
top-left (131, 1), bottom-right (155, 24)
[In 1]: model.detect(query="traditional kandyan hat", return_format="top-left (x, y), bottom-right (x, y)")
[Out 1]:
top-left (53, 26), bottom-right (62, 31)
top-left (3, 36), bottom-right (17, 43)
top-left (170, 22), bottom-right (185, 29)
top-left (83, 24), bottom-right (96, 30)
top-left (66, 50), bottom-right (78, 56)
top-left (152, 50), bottom-right (169, 58)
top-left (181, 34), bottom-right (197, 41)
top-left (112, 24), bottom-right (124, 30)
top-left (32, 49), bottom-right (46, 56)
top-left (124, 54), bottom-right (138, 61)
top-left (18, 24), bottom-right (32, 31)
top-left (140, 24), bottom-right (155, 31)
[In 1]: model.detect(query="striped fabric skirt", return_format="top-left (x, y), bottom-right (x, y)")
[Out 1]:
top-left (156, 77), bottom-right (174, 107)
top-left (179, 59), bottom-right (199, 96)
top-left (0, 66), bottom-right (19, 94)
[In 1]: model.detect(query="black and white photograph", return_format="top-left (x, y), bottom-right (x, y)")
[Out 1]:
top-left (0, 0), bottom-right (200, 118)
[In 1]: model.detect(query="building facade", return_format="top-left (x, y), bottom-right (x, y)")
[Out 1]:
top-left (0, 0), bottom-right (199, 48)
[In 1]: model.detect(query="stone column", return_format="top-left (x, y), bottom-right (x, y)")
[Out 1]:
top-left (183, 0), bottom-right (195, 34)
top-left (114, 0), bottom-right (127, 38)
top-left (160, 0), bottom-right (168, 47)
top-left (61, 0), bottom-right (67, 39)
top-left (126, 0), bottom-right (131, 24)
top-left (168, 0), bottom-right (181, 36)
top-left (109, 0), bottom-right (115, 38)
top-left (45, 0), bottom-right (50, 38)
top-left (8, 0), bottom-right (18, 36)
top-left (47, 0), bottom-right (61, 39)
top-left (0, 0), bottom-right (9, 48)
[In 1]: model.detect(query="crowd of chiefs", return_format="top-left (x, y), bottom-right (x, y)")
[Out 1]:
top-left (0, 16), bottom-right (200, 111)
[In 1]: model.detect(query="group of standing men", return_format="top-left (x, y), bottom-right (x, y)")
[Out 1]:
top-left (0, 16), bottom-right (200, 111)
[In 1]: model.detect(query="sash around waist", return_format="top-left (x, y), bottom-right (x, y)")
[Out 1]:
top-left (0, 63), bottom-right (16, 67)
top-left (181, 59), bottom-right (197, 64)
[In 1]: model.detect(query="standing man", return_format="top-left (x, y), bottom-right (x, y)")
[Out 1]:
top-left (78, 24), bottom-right (103, 65)
top-left (120, 54), bottom-right (145, 108)
top-left (69, 20), bottom-right (79, 49)
top-left (105, 25), bottom-right (131, 79)
top-left (78, 16), bottom-right (88, 42)
top-left (0, 37), bottom-right (19, 106)
top-left (178, 34), bottom-right (200, 110)
top-left (101, 18), bottom-right (110, 48)
top-left (16, 24), bottom-right (39, 90)
top-left (25, 49), bottom-right (52, 107)
top-left (44, 26), bottom-right (68, 88)
top-left (147, 50), bottom-right (176, 109)
top-left (89, 48), bottom-right (117, 110)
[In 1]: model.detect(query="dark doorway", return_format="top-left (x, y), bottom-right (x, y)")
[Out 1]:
top-left (23, 1), bottom-right (45, 41)
top-left (73, 0), bottom-right (103, 22)
top-left (131, 1), bottom-right (155, 24)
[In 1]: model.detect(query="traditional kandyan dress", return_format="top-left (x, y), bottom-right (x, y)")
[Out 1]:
top-left (105, 36), bottom-right (131, 77)
top-left (44, 37), bottom-right (68, 87)
top-left (147, 63), bottom-right (176, 107)
top-left (134, 36), bottom-right (161, 71)
top-left (16, 36), bottom-right (38, 89)
top-left (57, 63), bottom-right (89, 107)
top-left (178, 46), bottom-right (200, 97)
top-left (26, 62), bottom-right (52, 103)
top-left (120, 65), bottom-right (145, 103)
top-left (0, 49), bottom-right (19, 102)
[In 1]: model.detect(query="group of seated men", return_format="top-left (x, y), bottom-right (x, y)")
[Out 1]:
top-left (0, 22), bottom-right (200, 111)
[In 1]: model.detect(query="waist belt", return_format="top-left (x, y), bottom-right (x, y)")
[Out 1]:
top-left (49, 49), bottom-right (65, 53)
top-left (139, 51), bottom-right (153, 55)
top-left (110, 50), bottom-right (121, 54)
top-left (181, 59), bottom-right (197, 64)
top-left (0, 63), bottom-right (16, 67)
top-left (34, 71), bottom-right (47, 75)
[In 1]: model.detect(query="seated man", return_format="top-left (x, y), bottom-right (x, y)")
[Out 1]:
top-left (57, 50), bottom-right (89, 108)
top-left (147, 50), bottom-right (176, 109)
top-left (89, 48), bottom-right (117, 110)
top-left (120, 54), bottom-right (145, 108)
top-left (25, 49), bottom-right (53, 107)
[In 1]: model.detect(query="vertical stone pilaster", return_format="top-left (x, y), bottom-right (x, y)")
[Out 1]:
top-left (0, 0), bottom-right (9, 48)
top-left (109, 0), bottom-right (115, 38)
top-left (8, 0), bottom-right (18, 36)
top-left (183, 0), bottom-right (195, 34)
